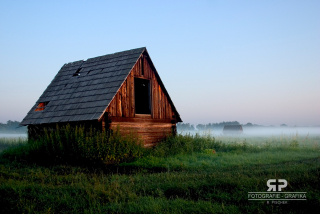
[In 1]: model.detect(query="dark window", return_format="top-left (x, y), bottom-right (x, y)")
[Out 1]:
top-left (135, 78), bottom-right (151, 114)
top-left (141, 57), bottom-right (144, 76)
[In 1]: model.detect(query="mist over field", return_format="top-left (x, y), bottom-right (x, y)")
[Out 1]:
top-left (178, 126), bottom-right (320, 137)
top-left (1, 120), bottom-right (319, 139)
top-left (240, 127), bottom-right (320, 136)
top-left (0, 133), bottom-right (27, 138)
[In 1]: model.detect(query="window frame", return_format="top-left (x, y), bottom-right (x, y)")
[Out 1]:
top-left (35, 101), bottom-right (49, 112)
top-left (134, 77), bottom-right (152, 115)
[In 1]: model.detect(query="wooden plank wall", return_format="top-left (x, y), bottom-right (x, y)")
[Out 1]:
top-left (109, 120), bottom-right (173, 147)
top-left (105, 55), bottom-right (175, 119)
top-left (104, 54), bottom-right (177, 147)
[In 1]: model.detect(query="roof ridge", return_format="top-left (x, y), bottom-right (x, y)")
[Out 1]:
top-left (64, 47), bottom-right (146, 65)
top-left (85, 47), bottom-right (146, 63)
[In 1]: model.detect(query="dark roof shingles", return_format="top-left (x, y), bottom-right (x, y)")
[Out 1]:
top-left (20, 47), bottom-right (145, 125)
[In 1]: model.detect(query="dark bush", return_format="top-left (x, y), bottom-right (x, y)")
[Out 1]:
top-left (1, 125), bottom-right (145, 165)
top-left (151, 133), bottom-right (218, 157)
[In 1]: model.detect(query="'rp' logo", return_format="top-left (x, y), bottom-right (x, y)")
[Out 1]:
top-left (267, 179), bottom-right (287, 191)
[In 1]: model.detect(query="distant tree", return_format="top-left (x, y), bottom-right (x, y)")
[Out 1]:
top-left (177, 123), bottom-right (195, 131)
top-left (0, 120), bottom-right (27, 133)
top-left (196, 124), bottom-right (205, 130)
top-left (280, 124), bottom-right (288, 127)
top-left (245, 123), bottom-right (253, 126)
top-left (178, 121), bottom-right (246, 131)
top-left (194, 121), bottom-right (241, 130)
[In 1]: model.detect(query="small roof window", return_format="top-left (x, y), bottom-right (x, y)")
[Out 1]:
top-left (35, 102), bottom-right (49, 111)
top-left (73, 68), bottom-right (82, 76)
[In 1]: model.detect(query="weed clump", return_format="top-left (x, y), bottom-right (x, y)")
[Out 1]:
top-left (1, 125), bottom-right (145, 165)
top-left (150, 133), bottom-right (219, 157)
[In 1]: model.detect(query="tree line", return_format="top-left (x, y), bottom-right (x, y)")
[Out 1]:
top-left (0, 120), bottom-right (27, 133)
top-left (177, 121), bottom-right (264, 131)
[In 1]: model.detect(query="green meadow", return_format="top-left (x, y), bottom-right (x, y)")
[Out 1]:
top-left (0, 129), bottom-right (319, 213)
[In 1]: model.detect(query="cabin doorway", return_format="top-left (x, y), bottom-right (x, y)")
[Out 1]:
top-left (135, 78), bottom-right (151, 114)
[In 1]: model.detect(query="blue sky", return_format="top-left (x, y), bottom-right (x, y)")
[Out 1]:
top-left (0, 0), bottom-right (319, 126)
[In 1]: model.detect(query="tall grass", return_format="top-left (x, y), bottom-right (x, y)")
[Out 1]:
top-left (1, 125), bottom-right (145, 165)
top-left (2, 129), bottom-right (318, 166)
top-left (149, 133), bottom-right (216, 157)
top-left (0, 137), bottom-right (27, 153)
top-left (149, 132), bottom-right (316, 158)
top-left (0, 131), bottom-right (320, 213)
top-left (122, 132), bottom-right (320, 171)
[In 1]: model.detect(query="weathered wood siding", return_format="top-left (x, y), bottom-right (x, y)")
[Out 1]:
top-left (104, 54), bottom-right (176, 146)
top-left (105, 55), bottom-right (175, 119)
top-left (108, 117), bottom-right (174, 147)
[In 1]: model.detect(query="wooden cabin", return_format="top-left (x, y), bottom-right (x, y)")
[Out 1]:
top-left (223, 125), bottom-right (243, 135)
top-left (20, 47), bottom-right (182, 147)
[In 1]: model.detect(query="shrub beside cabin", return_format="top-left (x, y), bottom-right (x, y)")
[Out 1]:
top-left (20, 47), bottom-right (182, 147)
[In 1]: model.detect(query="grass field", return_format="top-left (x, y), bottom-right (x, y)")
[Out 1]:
top-left (0, 132), bottom-right (319, 213)
top-left (0, 137), bottom-right (26, 153)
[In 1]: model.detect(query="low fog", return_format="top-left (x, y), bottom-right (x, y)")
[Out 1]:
top-left (177, 126), bottom-right (320, 137)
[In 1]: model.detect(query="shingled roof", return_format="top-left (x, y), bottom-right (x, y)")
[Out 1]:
top-left (21, 47), bottom-right (152, 125)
